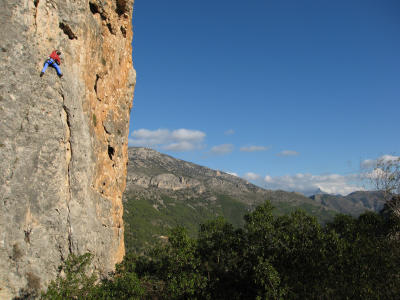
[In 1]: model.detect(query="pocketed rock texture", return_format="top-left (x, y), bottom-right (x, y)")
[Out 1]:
top-left (0, 0), bottom-right (135, 298)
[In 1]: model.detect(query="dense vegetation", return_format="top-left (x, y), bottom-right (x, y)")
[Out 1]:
top-left (123, 194), bottom-right (250, 253)
top-left (123, 193), bottom-right (336, 253)
top-left (42, 200), bottom-right (400, 299)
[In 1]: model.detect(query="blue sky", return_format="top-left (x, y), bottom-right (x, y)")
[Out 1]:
top-left (128, 0), bottom-right (400, 195)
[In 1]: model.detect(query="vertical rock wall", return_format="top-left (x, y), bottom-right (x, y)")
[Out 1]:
top-left (0, 0), bottom-right (135, 298)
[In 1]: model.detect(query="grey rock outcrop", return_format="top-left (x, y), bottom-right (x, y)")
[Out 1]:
top-left (125, 148), bottom-right (384, 217)
top-left (124, 147), bottom-right (320, 206)
top-left (0, 0), bottom-right (135, 298)
top-left (123, 148), bottom-right (341, 252)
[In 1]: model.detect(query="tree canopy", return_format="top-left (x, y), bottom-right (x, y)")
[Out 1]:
top-left (42, 201), bottom-right (400, 299)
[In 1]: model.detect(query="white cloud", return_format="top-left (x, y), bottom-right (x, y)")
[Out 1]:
top-left (129, 129), bottom-right (170, 146)
top-left (129, 128), bottom-right (206, 151)
top-left (380, 154), bottom-right (399, 162)
top-left (277, 150), bottom-right (299, 157)
top-left (224, 129), bottom-right (235, 136)
top-left (240, 145), bottom-right (269, 152)
top-left (226, 172), bottom-right (238, 177)
top-left (244, 172), bottom-right (261, 181)
top-left (262, 173), bottom-right (363, 196)
top-left (364, 168), bottom-right (386, 181)
top-left (361, 159), bottom-right (375, 169)
top-left (361, 154), bottom-right (400, 169)
top-left (163, 141), bottom-right (198, 151)
top-left (210, 144), bottom-right (234, 155)
top-left (171, 128), bottom-right (205, 141)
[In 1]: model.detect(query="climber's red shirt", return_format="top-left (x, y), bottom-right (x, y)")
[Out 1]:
top-left (49, 50), bottom-right (61, 65)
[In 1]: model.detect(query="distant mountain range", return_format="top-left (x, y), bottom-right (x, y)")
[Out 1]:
top-left (303, 187), bottom-right (331, 197)
top-left (123, 147), bottom-right (386, 252)
top-left (309, 190), bottom-right (385, 216)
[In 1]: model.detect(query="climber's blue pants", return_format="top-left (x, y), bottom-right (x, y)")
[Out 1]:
top-left (41, 58), bottom-right (62, 76)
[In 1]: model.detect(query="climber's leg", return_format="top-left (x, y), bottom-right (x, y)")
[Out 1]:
top-left (52, 62), bottom-right (63, 77)
top-left (40, 60), bottom-right (50, 76)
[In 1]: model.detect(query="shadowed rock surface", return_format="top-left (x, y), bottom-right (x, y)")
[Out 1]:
top-left (0, 1), bottom-right (135, 298)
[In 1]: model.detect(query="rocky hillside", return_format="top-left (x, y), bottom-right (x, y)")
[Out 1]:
top-left (124, 148), bottom-right (334, 210)
top-left (123, 148), bottom-right (387, 252)
top-left (0, 1), bottom-right (135, 298)
top-left (310, 191), bottom-right (385, 216)
top-left (123, 148), bottom-right (338, 252)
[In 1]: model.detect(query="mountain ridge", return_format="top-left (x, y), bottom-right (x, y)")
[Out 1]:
top-left (123, 148), bottom-right (386, 252)
top-left (123, 148), bottom-right (336, 251)
top-left (124, 147), bottom-right (331, 207)
top-left (310, 190), bottom-right (385, 215)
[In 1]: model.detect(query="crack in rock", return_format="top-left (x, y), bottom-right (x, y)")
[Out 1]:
top-left (59, 22), bottom-right (78, 40)
top-left (61, 97), bottom-right (73, 255)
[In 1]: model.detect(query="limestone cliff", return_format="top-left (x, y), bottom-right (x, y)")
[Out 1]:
top-left (0, 0), bottom-right (135, 298)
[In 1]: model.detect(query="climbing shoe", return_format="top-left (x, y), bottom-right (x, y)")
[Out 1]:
top-left (40, 72), bottom-right (44, 77)
top-left (58, 74), bottom-right (63, 78)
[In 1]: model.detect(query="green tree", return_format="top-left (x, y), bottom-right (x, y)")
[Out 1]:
top-left (196, 212), bottom-right (285, 299)
top-left (197, 217), bottom-right (247, 299)
top-left (41, 253), bottom-right (97, 300)
top-left (42, 200), bottom-right (400, 299)
top-left (135, 226), bottom-right (207, 299)
top-left (242, 202), bottom-right (287, 299)
top-left (326, 211), bottom-right (400, 299)
top-left (91, 252), bottom-right (145, 299)
top-left (41, 252), bottom-right (145, 300)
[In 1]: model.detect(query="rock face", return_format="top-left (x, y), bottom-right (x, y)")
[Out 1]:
top-left (0, 1), bottom-right (135, 298)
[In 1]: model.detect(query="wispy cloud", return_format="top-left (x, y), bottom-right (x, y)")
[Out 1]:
top-left (209, 144), bottom-right (234, 155)
top-left (163, 141), bottom-right (199, 151)
top-left (277, 150), bottom-right (299, 157)
top-left (244, 172), bottom-right (261, 181)
top-left (243, 154), bottom-right (400, 195)
top-left (226, 172), bottom-right (238, 177)
top-left (129, 128), bottom-right (206, 151)
top-left (361, 154), bottom-right (400, 169)
top-left (224, 129), bottom-right (235, 136)
top-left (240, 145), bottom-right (269, 152)
top-left (263, 173), bottom-right (363, 196)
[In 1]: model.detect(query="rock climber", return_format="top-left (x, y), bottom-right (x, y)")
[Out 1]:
top-left (40, 50), bottom-right (63, 78)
